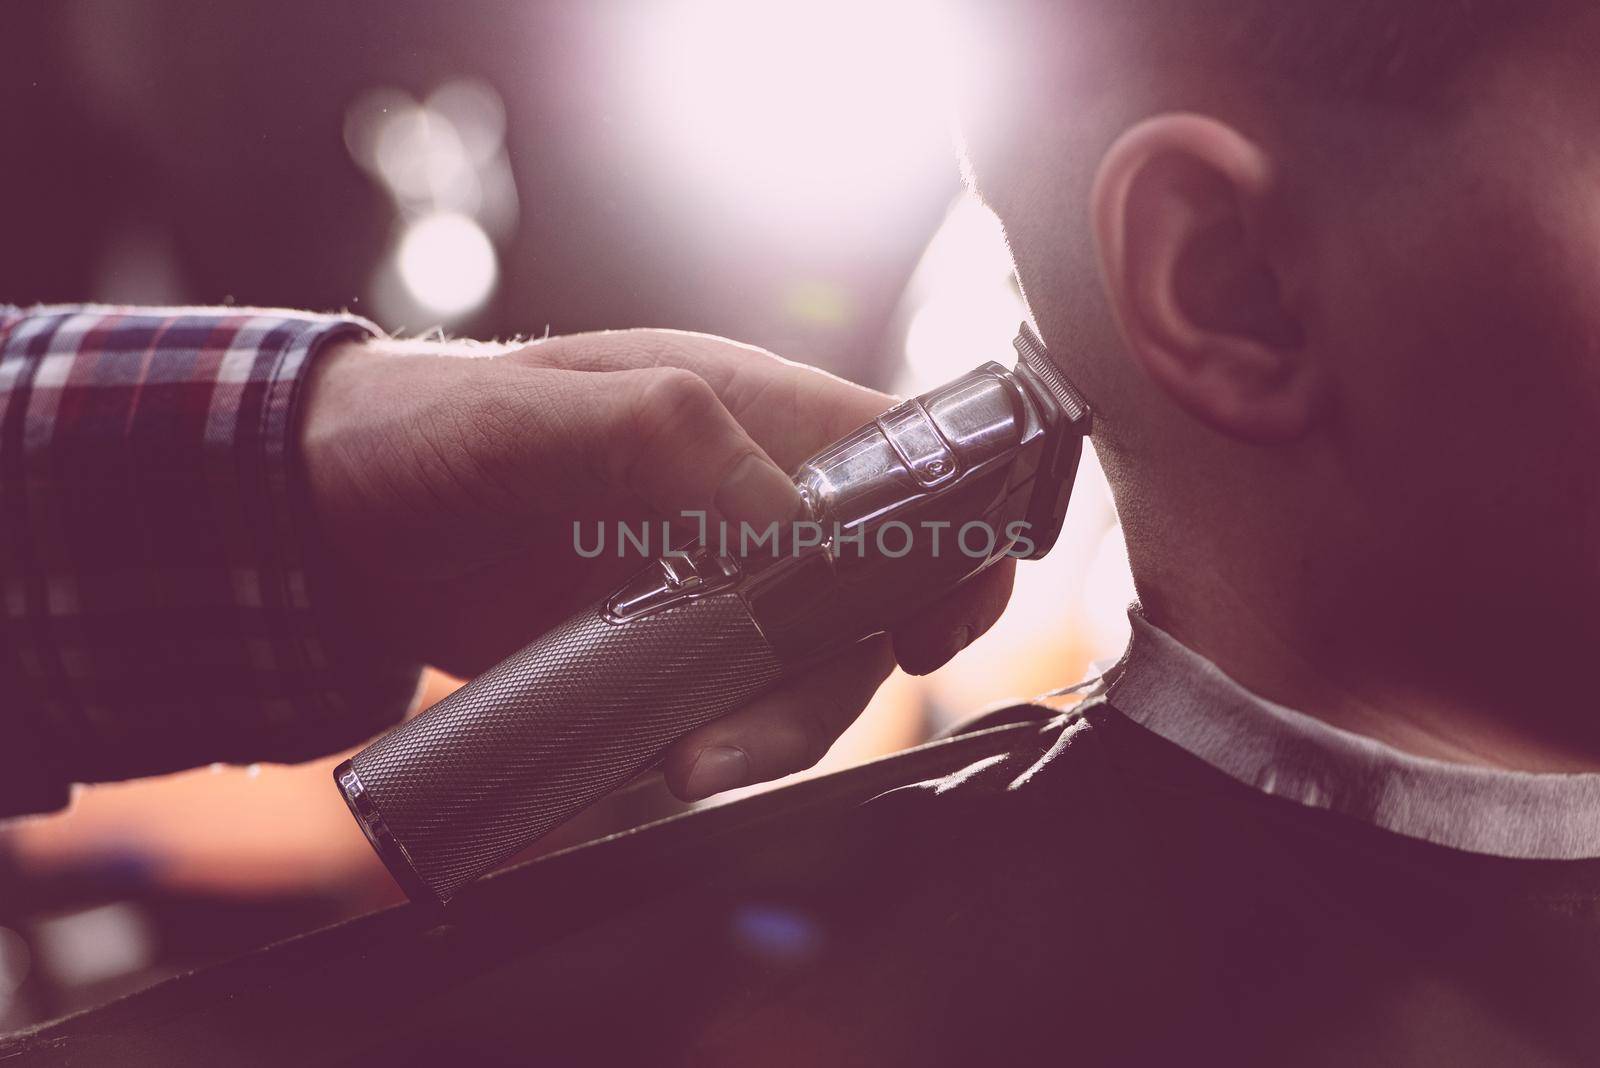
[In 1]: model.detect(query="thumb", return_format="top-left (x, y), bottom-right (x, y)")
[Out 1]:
top-left (596, 365), bottom-right (804, 536)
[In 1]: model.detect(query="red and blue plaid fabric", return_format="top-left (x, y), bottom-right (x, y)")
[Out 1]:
top-left (0, 306), bottom-right (421, 816)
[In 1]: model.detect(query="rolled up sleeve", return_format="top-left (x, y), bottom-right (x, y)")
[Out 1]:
top-left (0, 305), bottom-right (422, 816)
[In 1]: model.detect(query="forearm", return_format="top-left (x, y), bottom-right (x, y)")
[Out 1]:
top-left (0, 305), bottom-right (423, 815)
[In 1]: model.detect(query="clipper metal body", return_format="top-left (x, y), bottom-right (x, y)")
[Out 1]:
top-left (339, 324), bottom-right (1092, 903)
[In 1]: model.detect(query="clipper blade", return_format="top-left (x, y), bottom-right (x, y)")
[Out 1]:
top-left (1013, 322), bottom-right (1092, 432)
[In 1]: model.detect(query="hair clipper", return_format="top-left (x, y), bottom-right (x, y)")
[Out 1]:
top-left (336, 323), bottom-right (1092, 904)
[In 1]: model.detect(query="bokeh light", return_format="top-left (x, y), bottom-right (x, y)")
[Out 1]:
top-left (344, 78), bottom-right (517, 329)
top-left (396, 212), bottom-right (498, 317)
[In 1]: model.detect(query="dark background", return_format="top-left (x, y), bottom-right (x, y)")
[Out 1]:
top-left (3, 0), bottom-right (964, 386)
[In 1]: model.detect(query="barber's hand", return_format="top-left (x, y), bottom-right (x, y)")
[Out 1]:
top-left (300, 329), bottom-right (1014, 800)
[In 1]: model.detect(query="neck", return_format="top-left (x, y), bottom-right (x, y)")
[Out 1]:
top-left (1133, 550), bottom-right (1600, 774)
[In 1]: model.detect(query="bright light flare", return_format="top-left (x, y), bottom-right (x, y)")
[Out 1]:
top-left (902, 196), bottom-right (1024, 385)
top-left (627, 0), bottom-right (983, 224)
top-left (889, 193), bottom-right (1134, 721)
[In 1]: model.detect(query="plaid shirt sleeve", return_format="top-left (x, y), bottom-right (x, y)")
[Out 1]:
top-left (0, 305), bottom-right (423, 816)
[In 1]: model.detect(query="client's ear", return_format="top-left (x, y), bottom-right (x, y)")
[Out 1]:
top-left (1092, 113), bottom-right (1317, 442)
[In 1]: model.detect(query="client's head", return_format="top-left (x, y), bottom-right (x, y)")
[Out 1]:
top-left (963, 2), bottom-right (1600, 697)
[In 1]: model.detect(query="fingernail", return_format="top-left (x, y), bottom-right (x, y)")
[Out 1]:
top-left (684, 745), bottom-right (750, 800)
top-left (715, 454), bottom-right (802, 531)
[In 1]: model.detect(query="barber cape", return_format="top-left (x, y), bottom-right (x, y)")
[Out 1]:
top-left (8, 617), bottom-right (1600, 1066)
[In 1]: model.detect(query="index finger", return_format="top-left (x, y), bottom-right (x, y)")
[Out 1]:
top-left (518, 329), bottom-right (894, 470)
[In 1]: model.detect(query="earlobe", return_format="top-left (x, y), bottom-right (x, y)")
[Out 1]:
top-left (1092, 113), bottom-right (1319, 443)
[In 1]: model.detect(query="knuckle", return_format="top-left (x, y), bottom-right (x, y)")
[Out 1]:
top-left (608, 367), bottom-right (720, 492)
top-left (629, 367), bottom-right (719, 442)
top-left (514, 331), bottom-right (649, 374)
top-left (503, 337), bottom-right (562, 370)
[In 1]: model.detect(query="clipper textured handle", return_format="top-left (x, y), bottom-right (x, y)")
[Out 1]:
top-left (339, 590), bottom-right (783, 903)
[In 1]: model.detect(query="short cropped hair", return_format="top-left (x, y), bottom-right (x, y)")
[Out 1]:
top-left (963, 2), bottom-right (1568, 445)
top-left (1000, 0), bottom-right (1561, 107)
